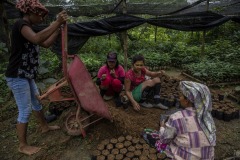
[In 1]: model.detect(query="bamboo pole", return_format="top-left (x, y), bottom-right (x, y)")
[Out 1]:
top-left (208, 81), bottom-right (240, 87)
top-left (154, 16), bottom-right (157, 42)
top-left (121, 0), bottom-right (128, 71)
top-left (227, 94), bottom-right (240, 104)
top-left (206, 0), bottom-right (210, 10)
top-left (182, 72), bottom-right (240, 87)
top-left (201, 0), bottom-right (210, 57)
top-left (201, 31), bottom-right (205, 57)
top-left (181, 72), bottom-right (205, 84)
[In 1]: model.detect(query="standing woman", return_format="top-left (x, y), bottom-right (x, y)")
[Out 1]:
top-left (5, 0), bottom-right (67, 155)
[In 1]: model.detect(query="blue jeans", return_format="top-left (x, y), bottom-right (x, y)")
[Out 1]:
top-left (6, 77), bottom-right (42, 123)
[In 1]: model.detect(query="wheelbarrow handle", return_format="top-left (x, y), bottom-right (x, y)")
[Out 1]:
top-left (61, 23), bottom-right (68, 78)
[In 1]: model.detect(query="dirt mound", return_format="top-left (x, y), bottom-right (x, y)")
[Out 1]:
top-left (108, 100), bottom-right (165, 137)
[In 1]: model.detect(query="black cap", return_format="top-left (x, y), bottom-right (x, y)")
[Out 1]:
top-left (107, 52), bottom-right (117, 62)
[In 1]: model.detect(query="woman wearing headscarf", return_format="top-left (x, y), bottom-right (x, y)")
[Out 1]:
top-left (143, 81), bottom-right (216, 159)
top-left (5, 0), bottom-right (67, 155)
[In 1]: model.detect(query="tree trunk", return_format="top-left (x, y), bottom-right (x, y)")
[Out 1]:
top-left (121, 0), bottom-right (128, 71)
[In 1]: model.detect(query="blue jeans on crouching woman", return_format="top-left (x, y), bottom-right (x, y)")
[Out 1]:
top-left (6, 77), bottom-right (42, 123)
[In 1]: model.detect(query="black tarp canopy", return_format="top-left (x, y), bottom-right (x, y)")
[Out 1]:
top-left (43, 12), bottom-right (237, 54)
top-left (3, 0), bottom-right (240, 18)
top-left (1, 0), bottom-right (240, 54)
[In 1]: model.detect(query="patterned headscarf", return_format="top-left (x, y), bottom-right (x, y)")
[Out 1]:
top-left (179, 81), bottom-right (216, 145)
top-left (16, 0), bottom-right (48, 17)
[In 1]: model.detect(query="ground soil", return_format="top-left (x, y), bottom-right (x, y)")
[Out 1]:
top-left (0, 68), bottom-right (239, 160)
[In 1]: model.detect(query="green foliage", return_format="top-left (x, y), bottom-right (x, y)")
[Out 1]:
top-left (0, 56), bottom-right (8, 104)
top-left (132, 49), bottom-right (171, 67)
top-left (78, 35), bottom-right (128, 71)
top-left (0, 42), bottom-right (8, 64)
top-left (235, 86), bottom-right (240, 92)
top-left (0, 74), bottom-right (9, 104)
top-left (75, 22), bottom-right (239, 84)
top-left (80, 35), bottom-right (121, 55)
top-left (169, 41), bottom-right (200, 66)
top-left (206, 40), bottom-right (240, 65)
top-left (207, 22), bottom-right (240, 41)
top-left (183, 60), bottom-right (240, 83)
top-left (0, 42), bottom-right (8, 53)
top-left (127, 26), bottom-right (201, 68)
top-left (38, 48), bottom-right (61, 80)
top-left (128, 25), bottom-right (171, 52)
top-left (79, 51), bottom-right (127, 72)
top-left (79, 52), bottom-right (105, 72)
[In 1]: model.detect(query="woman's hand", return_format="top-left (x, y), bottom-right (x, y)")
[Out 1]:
top-left (56, 10), bottom-right (68, 24)
top-left (101, 74), bottom-right (106, 80)
top-left (160, 121), bottom-right (165, 127)
top-left (110, 69), bottom-right (116, 78)
top-left (132, 101), bottom-right (141, 111)
top-left (157, 70), bottom-right (165, 76)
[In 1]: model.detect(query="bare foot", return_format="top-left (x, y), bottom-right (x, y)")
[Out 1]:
top-left (41, 125), bottom-right (60, 133)
top-left (18, 145), bottom-right (41, 155)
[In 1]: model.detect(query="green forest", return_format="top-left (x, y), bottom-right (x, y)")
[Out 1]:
top-left (1, 20), bottom-right (240, 104)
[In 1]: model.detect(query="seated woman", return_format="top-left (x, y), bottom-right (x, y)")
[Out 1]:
top-left (143, 81), bottom-right (216, 159)
top-left (124, 54), bottom-right (168, 111)
top-left (96, 52), bottom-right (125, 101)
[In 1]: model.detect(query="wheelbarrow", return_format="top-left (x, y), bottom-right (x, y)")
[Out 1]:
top-left (39, 23), bottom-right (112, 136)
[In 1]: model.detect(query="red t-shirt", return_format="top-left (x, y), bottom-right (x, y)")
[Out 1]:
top-left (125, 68), bottom-right (146, 91)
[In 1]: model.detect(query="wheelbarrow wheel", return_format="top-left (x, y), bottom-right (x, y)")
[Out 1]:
top-left (64, 109), bottom-right (90, 136)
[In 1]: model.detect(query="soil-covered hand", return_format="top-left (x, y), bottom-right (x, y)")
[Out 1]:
top-left (157, 70), bottom-right (165, 76)
top-left (110, 69), bottom-right (116, 78)
top-left (132, 101), bottom-right (141, 111)
top-left (101, 74), bottom-right (106, 80)
top-left (160, 121), bottom-right (165, 127)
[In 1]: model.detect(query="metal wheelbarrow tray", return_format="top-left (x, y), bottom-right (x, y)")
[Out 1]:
top-left (39, 23), bottom-right (111, 136)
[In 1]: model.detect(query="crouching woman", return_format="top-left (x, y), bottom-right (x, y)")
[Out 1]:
top-left (143, 81), bottom-right (216, 159)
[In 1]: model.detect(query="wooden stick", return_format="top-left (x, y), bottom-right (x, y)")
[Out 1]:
top-left (208, 82), bottom-right (240, 87)
top-left (181, 72), bottom-right (205, 83)
top-left (182, 72), bottom-right (240, 87)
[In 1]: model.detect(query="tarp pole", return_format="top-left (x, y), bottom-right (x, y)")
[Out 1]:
top-left (61, 23), bottom-right (68, 78)
top-left (154, 16), bottom-right (157, 42)
top-left (206, 0), bottom-right (210, 10)
top-left (121, 0), bottom-right (128, 71)
top-left (201, 31), bottom-right (206, 57)
top-left (201, 0), bottom-right (210, 57)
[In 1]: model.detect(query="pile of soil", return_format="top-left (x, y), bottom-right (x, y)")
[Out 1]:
top-left (108, 100), bottom-right (164, 137)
